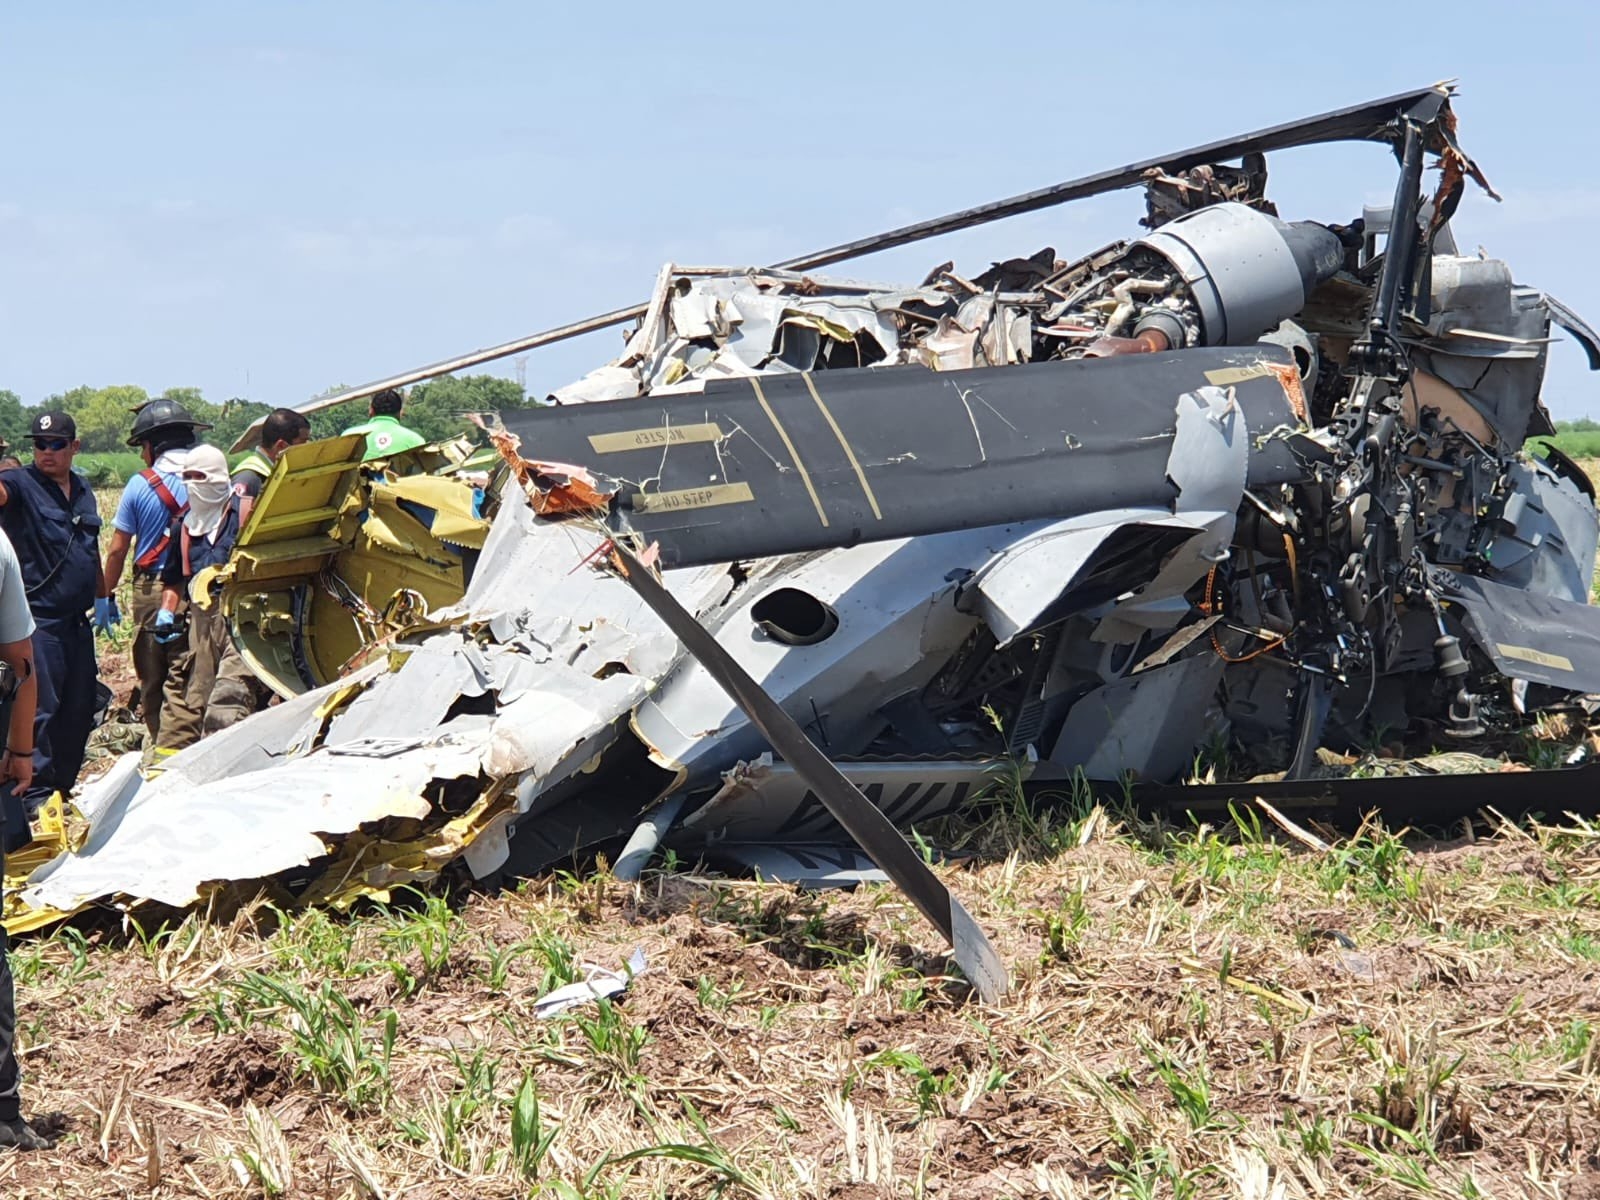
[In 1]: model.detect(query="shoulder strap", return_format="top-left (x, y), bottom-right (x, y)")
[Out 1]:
top-left (139, 468), bottom-right (187, 518)
top-left (134, 469), bottom-right (190, 570)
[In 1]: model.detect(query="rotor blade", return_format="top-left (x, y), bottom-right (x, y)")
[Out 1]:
top-left (607, 540), bottom-right (1008, 1004)
top-left (234, 84), bottom-right (1446, 451)
top-left (500, 345), bottom-right (1305, 568)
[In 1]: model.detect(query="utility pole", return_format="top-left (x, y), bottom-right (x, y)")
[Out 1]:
top-left (513, 355), bottom-right (528, 402)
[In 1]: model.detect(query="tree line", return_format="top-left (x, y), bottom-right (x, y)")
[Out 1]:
top-left (0, 374), bottom-right (536, 455)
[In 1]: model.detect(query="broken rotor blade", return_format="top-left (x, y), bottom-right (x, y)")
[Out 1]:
top-left (235, 84), bottom-right (1450, 450)
top-left (606, 541), bottom-right (1008, 1004)
top-left (502, 345), bottom-right (1305, 568)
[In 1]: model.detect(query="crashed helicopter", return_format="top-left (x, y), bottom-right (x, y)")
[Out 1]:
top-left (11, 85), bottom-right (1600, 971)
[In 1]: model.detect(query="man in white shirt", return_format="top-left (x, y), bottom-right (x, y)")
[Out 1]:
top-left (0, 529), bottom-right (50, 1150)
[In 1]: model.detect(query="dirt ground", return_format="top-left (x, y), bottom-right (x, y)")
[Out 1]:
top-left (3, 791), bottom-right (1598, 1199)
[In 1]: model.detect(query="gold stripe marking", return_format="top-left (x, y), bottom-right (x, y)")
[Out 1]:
top-left (802, 372), bottom-right (882, 521)
top-left (633, 482), bottom-right (755, 514)
top-left (587, 422), bottom-right (722, 454)
top-left (1203, 364), bottom-right (1274, 386)
top-left (1496, 643), bottom-right (1573, 672)
top-left (750, 377), bottom-right (828, 528)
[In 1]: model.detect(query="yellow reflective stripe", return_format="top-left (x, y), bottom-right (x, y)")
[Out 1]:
top-left (750, 377), bottom-right (827, 528)
top-left (802, 373), bottom-right (881, 521)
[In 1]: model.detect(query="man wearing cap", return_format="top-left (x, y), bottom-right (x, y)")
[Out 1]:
top-left (341, 387), bottom-right (426, 462)
top-left (100, 398), bottom-right (212, 744)
top-left (0, 412), bottom-right (112, 812)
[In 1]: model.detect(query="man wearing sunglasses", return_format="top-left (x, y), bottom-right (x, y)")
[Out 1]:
top-left (0, 412), bottom-right (112, 815)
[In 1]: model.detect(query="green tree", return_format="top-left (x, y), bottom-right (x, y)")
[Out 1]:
top-left (308, 374), bottom-right (528, 445)
top-left (406, 374), bottom-right (527, 441)
top-left (48, 384), bottom-right (150, 452)
top-left (0, 390), bottom-right (28, 451)
top-left (211, 398), bottom-right (274, 450)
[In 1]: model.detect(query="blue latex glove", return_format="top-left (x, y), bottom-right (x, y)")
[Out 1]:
top-left (153, 608), bottom-right (183, 645)
top-left (93, 596), bottom-right (120, 634)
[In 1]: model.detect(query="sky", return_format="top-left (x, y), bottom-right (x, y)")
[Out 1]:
top-left (3, 2), bottom-right (1600, 419)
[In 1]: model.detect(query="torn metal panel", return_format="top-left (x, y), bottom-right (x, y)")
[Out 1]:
top-left (434, 476), bottom-right (735, 652)
top-left (1168, 385), bottom-right (1249, 515)
top-left (24, 744), bottom-right (461, 911)
top-left (1476, 459), bottom-right (1600, 606)
top-left (534, 949), bottom-right (647, 1017)
top-left (678, 753), bottom-right (1030, 843)
top-left (1050, 654), bottom-right (1225, 782)
top-left (156, 662), bottom-right (390, 789)
top-left (961, 511), bottom-right (1212, 648)
top-left (324, 635), bottom-right (491, 747)
top-left (1544, 293), bottom-right (1600, 372)
top-left (632, 527), bottom-right (1035, 786)
top-left (483, 670), bottom-right (650, 780)
top-left (1441, 572), bottom-right (1600, 692)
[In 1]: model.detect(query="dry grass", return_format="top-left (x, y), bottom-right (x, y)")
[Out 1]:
top-left (4, 790), bottom-right (1599, 1198)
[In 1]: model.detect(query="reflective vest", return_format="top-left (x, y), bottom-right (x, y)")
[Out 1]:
top-left (341, 415), bottom-right (426, 462)
top-left (234, 450), bottom-right (274, 483)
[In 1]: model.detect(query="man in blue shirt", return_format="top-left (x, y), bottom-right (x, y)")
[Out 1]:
top-left (0, 412), bottom-right (112, 813)
top-left (100, 399), bottom-right (212, 744)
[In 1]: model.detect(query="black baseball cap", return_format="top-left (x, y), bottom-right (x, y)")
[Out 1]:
top-left (30, 411), bottom-right (77, 440)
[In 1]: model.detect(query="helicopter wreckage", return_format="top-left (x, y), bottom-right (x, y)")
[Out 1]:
top-left (10, 84), bottom-right (1600, 991)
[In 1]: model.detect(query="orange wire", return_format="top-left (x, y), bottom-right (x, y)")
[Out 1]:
top-left (1202, 564), bottom-right (1288, 664)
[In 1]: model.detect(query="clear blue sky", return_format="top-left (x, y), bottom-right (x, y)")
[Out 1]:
top-left (4, 2), bottom-right (1599, 418)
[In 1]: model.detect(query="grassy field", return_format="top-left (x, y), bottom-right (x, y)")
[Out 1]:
top-left (9, 462), bottom-right (1596, 1197)
top-left (1540, 432), bottom-right (1600, 461)
top-left (5, 791), bottom-right (1600, 1198)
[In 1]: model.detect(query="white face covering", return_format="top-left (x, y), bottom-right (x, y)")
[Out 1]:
top-left (180, 445), bottom-right (233, 539)
top-left (152, 445), bottom-right (198, 476)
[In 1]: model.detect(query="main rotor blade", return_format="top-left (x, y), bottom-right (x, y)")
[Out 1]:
top-left (500, 345), bottom-right (1304, 568)
top-left (234, 83), bottom-right (1444, 451)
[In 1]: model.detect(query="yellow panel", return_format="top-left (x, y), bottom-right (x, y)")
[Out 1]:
top-left (221, 432), bottom-right (488, 698)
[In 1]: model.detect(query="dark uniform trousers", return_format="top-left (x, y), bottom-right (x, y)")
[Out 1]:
top-left (28, 611), bottom-right (97, 811)
top-left (0, 844), bottom-right (19, 1123)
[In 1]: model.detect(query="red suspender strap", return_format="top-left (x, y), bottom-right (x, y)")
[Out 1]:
top-left (134, 468), bottom-right (190, 570)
